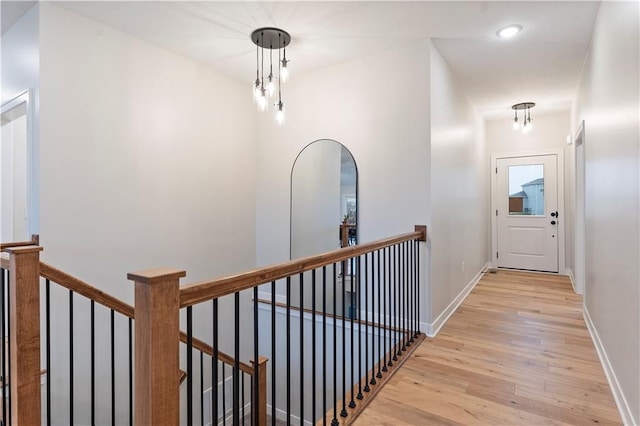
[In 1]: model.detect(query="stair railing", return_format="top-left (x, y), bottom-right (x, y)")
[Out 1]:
top-left (1, 237), bottom-right (266, 425)
top-left (133, 225), bottom-right (426, 425)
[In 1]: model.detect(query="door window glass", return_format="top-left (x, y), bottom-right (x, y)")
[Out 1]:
top-left (508, 164), bottom-right (544, 215)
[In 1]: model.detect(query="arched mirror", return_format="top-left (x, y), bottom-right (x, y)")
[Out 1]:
top-left (291, 139), bottom-right (357, 259)
top-left (290, 139), bottom-right (358, 313)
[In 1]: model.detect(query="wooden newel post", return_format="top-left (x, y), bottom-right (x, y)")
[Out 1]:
top-left (250, 356), bottom-right (268, 426)
top-left (128, 268), bottom-right (185, 426)
top-left (5, 245), bottom-right (43, 425)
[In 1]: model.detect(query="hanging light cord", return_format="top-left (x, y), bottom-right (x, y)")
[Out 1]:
top-left (278, 34), bottom-right (282, 102)
top-left (260, 31), bottom-right (265, 91)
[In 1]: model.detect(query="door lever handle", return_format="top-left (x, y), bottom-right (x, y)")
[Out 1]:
top-left (550, 211), bottom-right (558, 218)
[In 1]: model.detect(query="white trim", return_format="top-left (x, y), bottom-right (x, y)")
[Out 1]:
top-left (566, 268), bottom-right (576, 293)
top-left (583, 305), bottom-right (636, 426)
top-left (267, 405), bottom-right (313, 426)
top-left (424, 263), bottom-right (489, 337)
top-left (1, 89), bottom-right (37, 237)
top-left (491, 150), bottom-right (565, 274)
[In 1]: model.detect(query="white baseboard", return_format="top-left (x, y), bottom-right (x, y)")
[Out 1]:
top-left (424, 263), bottom-right (489, 338)
top-left (583, 305), bottom-right (636, 426)
top-left (566, 268), bottom-right (577, 293)
top-left (267, 404), bottom-right (313, 426)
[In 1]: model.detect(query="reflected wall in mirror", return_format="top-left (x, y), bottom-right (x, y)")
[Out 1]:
top-left (290, 139), bottom-right (358, 315)
top-left (1, 94), bottom-right (30, 242)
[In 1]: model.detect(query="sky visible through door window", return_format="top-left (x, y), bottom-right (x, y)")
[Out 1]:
top-left (508, 164), bottom-right (544, 215)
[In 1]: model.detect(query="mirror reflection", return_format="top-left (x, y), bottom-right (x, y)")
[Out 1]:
top-left (290, 139), bottom-right (358, 315)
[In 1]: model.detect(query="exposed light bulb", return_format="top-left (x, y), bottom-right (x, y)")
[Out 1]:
top-left (275, 101), bottom-right (285, 125)
top-left (253, 79), bottom-right (261, 100)
top-left (267, 74), bottom-right (275, 97)
top-left (512, 117), bottom-right (520, 131)
top-left (257, 87), bottom-right (268, 111)
top-left (522, 121), bottom-right (532, 133)
top-left (280, 58), bottom-right (289, 83)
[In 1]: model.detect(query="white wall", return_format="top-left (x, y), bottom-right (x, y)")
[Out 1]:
top-left (572, 1), bottom-right (639, 423)
top-left (38, 3), bottom-right (258, 423)
top-left (428, 41), bottom-right (488, 327)
top-left (255, 41), bottom-right (431, 322)
top-left (486, 111), bottom-right (570, 154)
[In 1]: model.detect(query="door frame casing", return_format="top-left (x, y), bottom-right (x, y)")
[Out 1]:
top-left (490, 149), bottom-right (565, 274)
top-left (1, 89), bottom-right (37, 239)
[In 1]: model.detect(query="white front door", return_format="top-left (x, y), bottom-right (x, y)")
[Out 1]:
top-left (496, 155), bottom-right (559, 272)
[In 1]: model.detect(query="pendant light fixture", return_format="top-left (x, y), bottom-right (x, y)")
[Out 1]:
top-left (511, 102), bottom-right (535, 133)
top-left (251, 27), bottom-right (291, 124)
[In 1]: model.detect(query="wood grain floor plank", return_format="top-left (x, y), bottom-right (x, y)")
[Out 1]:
top-left (353, 270), bottom-right (621, 425)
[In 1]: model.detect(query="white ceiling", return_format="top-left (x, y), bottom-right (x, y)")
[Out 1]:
top-left (5, 1), bottom-right (600, 119)
top-left (1, 0), bottom-right (36, 35)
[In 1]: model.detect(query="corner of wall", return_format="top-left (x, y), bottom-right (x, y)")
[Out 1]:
top-left (583, 305), bottom-right (637, 426)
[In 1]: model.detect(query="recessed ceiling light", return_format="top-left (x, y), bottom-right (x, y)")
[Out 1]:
top-left (497, 25), bottom-right (523, 39)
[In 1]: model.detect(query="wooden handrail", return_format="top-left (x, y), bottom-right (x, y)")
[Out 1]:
top-left (1, 258), bottom-right (256, 374)
top-left (180, 332), bottom-right (254, 374)
top-left (0, 234), bottom-right (39, 250)
top-left (180, 226), bottom-right (427, 308)
top-left (40, 261), bottom-right (135, 318)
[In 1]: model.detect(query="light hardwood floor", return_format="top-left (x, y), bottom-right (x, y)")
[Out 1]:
top-left (355, 270), bottom-right (622, 425)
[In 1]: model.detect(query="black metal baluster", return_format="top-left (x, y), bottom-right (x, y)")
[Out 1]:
top-left (187, 306), bottom-right (193, 425)
top-left (404, 241), bottom-right (409, 349)
top-left (331, 264), bottom-right (338, 426)
top-left (364, 252), bottom-right (376, 392)
top-left (201, 352), bottom-right (204, 426)
top-left (129, 317), bottom-right (133, 426)
top-left (111, 309), bottom-right (115, 426)
top-left (349, 257), bottom-right (362, 408)
top-left (241, 371), bottom-right (245, 424)
top-left (6, 272), bottom-right (10, 425)
top-left (222, 363), bottom-right (227, 426)
top-left (398, 243), bottom-right (402, 353)
top-left (322, 266), bottom-right (327, 426)
top-left (382, 248), bottom-right (388, 373)
top-left (416, 240), bottom-right (421, 338)
top-left (393, 245), bottom-right (399, 361)
top-left (46, 279), bottom-right (51, 426)
top-left (391, 244), bottom-right (396, 360)
top-left (341, 259), bottom-right (347, 419)
top-left (356, 255), bottom-right (363, 401)
top-left (89, 300), bottom-right (94, 425)
top-left (299, 273), bottom-right (304, 424)
top-left (213, 299), bottom-right (219, 425)
top-left (390, 245), bottom-right (396, 361)
top-left (234, 293), bottom-right (240, 426)
top-left (396, 244), bottom-right (400, 354)
top-left (286, 277), bottom-right (291, 425)
top-left (410, 240), bottom-right (414, 340)
top-left (253, 286), bottom-right (259, 426)
top-left (271, 280), bottom-right (276, 425)
top-left (375, 250), bottom-right (381, 381)
top-left (312, 270), bottom-right (317, 423)
top-left (69, 290), bottom-right (74, 425)
top-left (1, 269), bottom-right (7, 425)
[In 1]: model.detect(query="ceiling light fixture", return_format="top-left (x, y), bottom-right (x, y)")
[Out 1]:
top-left (251, 27), bottom-right (291, 125)
top-left (497, 25), bottom-right (522, 39)
top-left (512, 102), bottom-right (535, 133)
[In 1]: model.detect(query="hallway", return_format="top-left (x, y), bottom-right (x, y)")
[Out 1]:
top-left (355, 270), bottom-right (621, 425)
